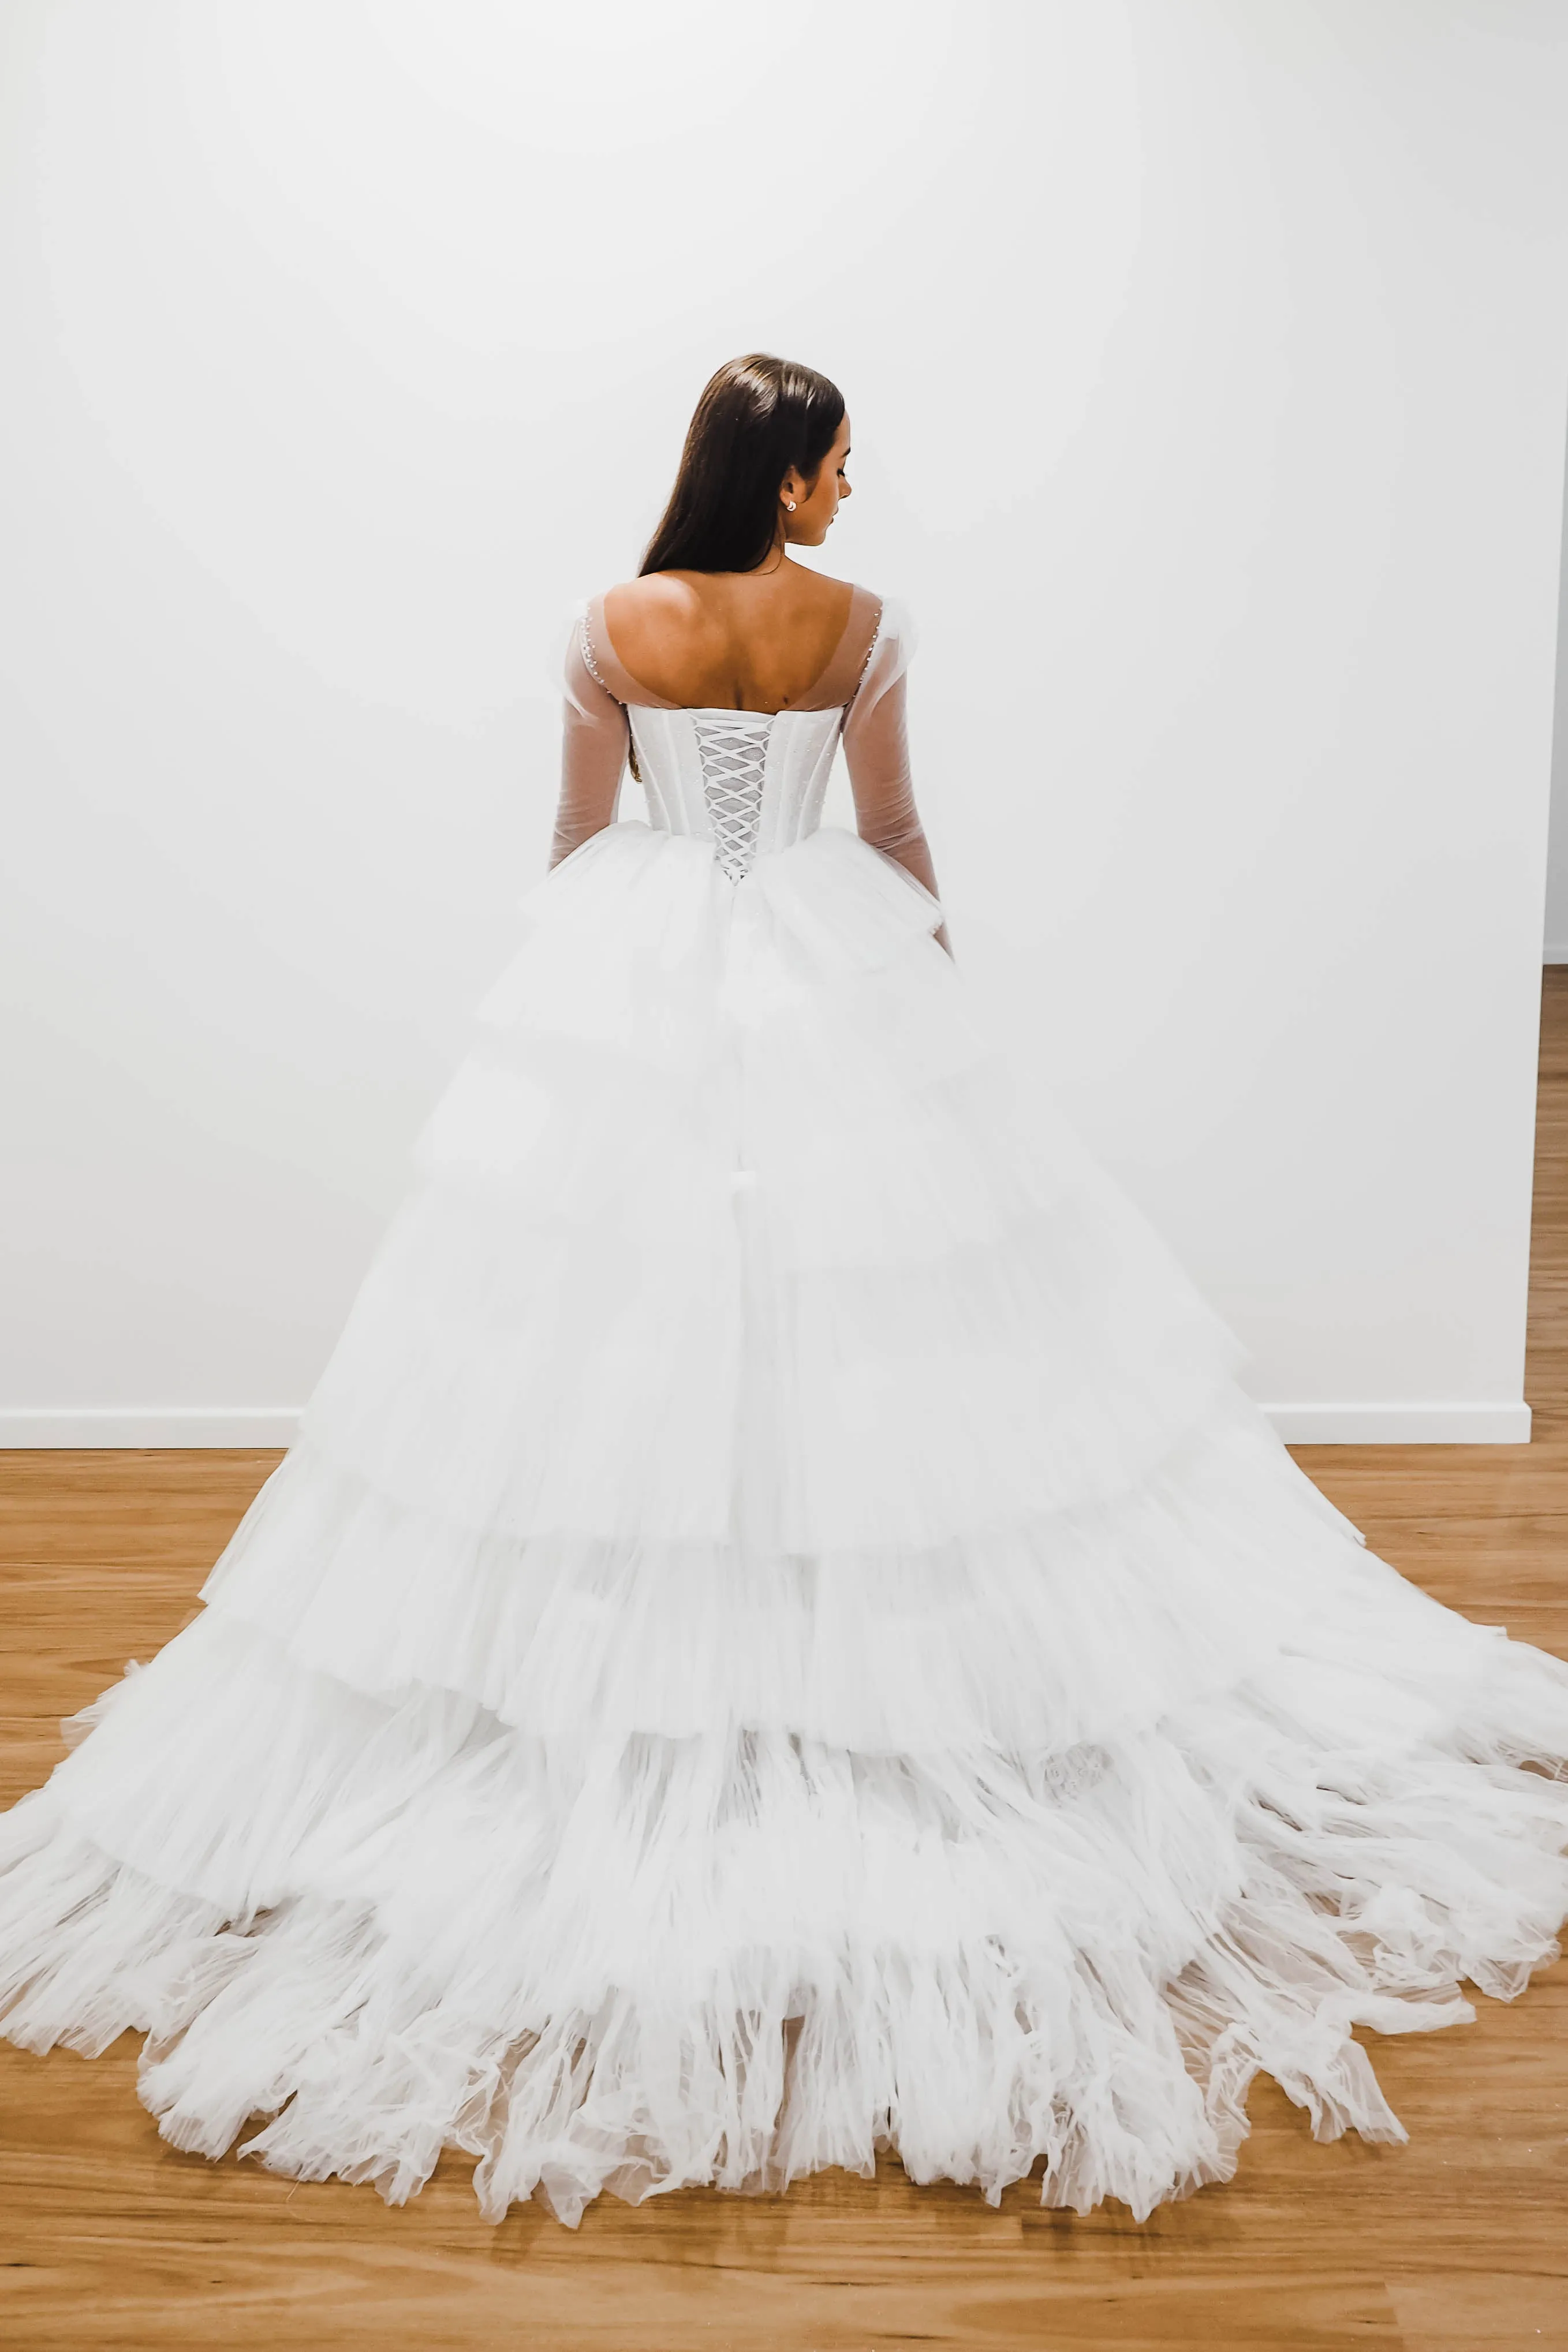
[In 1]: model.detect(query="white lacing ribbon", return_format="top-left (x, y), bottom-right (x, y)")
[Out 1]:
top-left (693, 712), bottom-right (773, 882)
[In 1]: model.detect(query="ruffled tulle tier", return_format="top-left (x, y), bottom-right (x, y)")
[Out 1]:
top-left (197, 1405), bottom-right (1523, 1761)
top-left (4, 1614), bottom-right (1567, 2226)
top-left (3, 817), bottom-right (1567, 2226)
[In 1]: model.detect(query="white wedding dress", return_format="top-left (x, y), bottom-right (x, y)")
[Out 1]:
top-left (3, 587), bottom-right (1567, 2229)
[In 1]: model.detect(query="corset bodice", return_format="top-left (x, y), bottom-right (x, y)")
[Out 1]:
top-left (628, 705), bottom-right (845, 881)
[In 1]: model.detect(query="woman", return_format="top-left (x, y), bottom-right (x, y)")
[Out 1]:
top-left (3, 354), bottom-right (1567, 2229)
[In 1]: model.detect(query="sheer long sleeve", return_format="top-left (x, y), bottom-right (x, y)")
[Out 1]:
top-left (842, 606), bottom-right (950, 954)
top-left (550, 615), bottom-right (629, 868)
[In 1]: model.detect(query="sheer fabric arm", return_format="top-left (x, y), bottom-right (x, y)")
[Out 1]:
top-left (842, 603), bottom-right (950, 954)
top-left (550, 614), bottom-right (630, 868)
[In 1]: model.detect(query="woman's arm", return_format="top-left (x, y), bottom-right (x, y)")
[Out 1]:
top-left (842, 664), bottom-right (951, 956)
top-left (550, 622), bottom-right (630, 868)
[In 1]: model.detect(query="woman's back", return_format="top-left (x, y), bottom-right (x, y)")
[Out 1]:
top-left (602, 563), bottom-right (861, 715)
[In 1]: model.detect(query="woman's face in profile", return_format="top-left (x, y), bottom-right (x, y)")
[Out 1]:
top-left (788, 414), bottom-right (853, 547)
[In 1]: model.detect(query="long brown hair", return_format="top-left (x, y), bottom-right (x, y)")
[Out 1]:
top-left (640, 354), bottom-right (845, 577)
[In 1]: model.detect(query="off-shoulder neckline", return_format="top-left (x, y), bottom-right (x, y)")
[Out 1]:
top-left (587, 583), bottom-right (886, 715)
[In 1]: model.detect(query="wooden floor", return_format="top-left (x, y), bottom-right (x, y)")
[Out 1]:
top-left (2, 984), bottom-right (1567, 2351)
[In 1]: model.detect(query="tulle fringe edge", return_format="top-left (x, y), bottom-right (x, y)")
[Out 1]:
top-left (2, 1779), bottom-right (1564, 2230)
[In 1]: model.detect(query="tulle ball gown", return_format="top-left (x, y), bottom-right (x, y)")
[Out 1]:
top-left (3, 585), bottom-right (1567, 2231)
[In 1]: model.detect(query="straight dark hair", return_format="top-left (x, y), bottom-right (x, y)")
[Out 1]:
top-left (640, 354), bottom-right (845, 577)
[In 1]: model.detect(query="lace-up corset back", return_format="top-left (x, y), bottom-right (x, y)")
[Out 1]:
top-left (689, 713), bottom-right (771, 881)
top-left (626, 702), bottom-right (845, 879)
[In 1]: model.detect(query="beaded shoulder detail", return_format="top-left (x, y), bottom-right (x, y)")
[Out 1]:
top-left (580, 607), bottom-right (643, 779)
top-left (580, 613), bottom-right (615, 701)
top-left (846, 599), bottom-right (887, 707)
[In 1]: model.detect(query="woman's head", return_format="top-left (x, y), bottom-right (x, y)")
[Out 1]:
top-left (641, 354), bottom-right (850, 576)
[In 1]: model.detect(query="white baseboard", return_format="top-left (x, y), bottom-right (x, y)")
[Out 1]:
top-left (1545, 945), bottom-right (1568, 964)
top-left (1263, 1400), bottom-right (1530, 1444)
top-left (0, 1400), bottom-right (1534, 1448)
top-left (0, 1409), bottom-right (302, 1448)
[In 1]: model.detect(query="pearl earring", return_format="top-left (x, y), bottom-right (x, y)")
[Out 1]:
top-left (785, 499), bottom-right (796, 512)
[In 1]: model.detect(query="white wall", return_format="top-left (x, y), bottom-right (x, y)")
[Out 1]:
top-left (1543, 404), bottom-right (1568, 960)
top-left (3, 0), bottom-right (1566, 1446)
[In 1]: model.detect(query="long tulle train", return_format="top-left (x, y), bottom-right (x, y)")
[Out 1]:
top-left (3, 819), bottom-right (1566, 2223)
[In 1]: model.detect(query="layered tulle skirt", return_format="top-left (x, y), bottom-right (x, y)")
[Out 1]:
top-left (3, 819), bottom-right (1567, 2225)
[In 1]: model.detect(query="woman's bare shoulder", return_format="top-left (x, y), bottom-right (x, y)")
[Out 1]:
top-left (785, 562), bottom-right (857, 590)
top-left (799, 568), bottom-right (881, 624)
top-left (600, 573), bottom-right (701, 626)
top-left (782, 563), bottom-right (863, 615)
top-left (603, 566), bottom-right (861, 608)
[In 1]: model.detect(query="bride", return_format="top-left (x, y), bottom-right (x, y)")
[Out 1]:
top-left (3, 353), bottom-right (1567, 2230)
